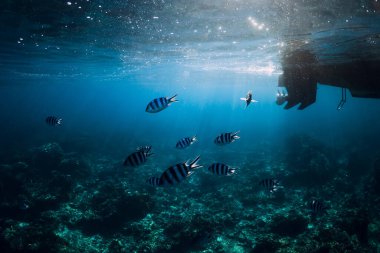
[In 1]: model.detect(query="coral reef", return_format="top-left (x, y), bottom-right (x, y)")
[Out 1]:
top-left (269, 211), bottom-right (308, 237)
top-left (284, 134), bottom-right (337, 187)
top-left (32, 143), bottom-right (64, 173)
top-left (0, 137), bottom-right (379, 252)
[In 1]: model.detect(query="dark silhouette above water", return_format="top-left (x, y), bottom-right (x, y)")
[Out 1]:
top-left (277, 50), bottom-right (380, 109)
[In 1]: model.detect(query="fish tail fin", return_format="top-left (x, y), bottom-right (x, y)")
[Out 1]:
top-left (232, 130), bottom-right (240, 139)
top-left (252, 99), bottom-right (258, 103)
top-left (240, 98), bottom-right (247, 101)
top-left (146, 146), bottom-right (153, 155)
top-left (57, 119), bottom-right (62, 125)
top-left (168, 94), bottom-right (178, 103)
top-left (189, 155), bottom-right (202, 170)
top-left (192, 135), bottom-right (197, 142)
top-left (228, 168), bottom-right (237, 175)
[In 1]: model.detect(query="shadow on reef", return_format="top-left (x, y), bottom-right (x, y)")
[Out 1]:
top-left (0, 143), bottom-right (91, 220)
top-left (0, 142), bottom-right (94, 251)
top-left (284, 134), bottom-right (337, 187)
top-left (370, 156), bottom-right (380, 193)
top-left (269, 211), bottom-right (308, 237)
top-left (75, 182), bottom-right (155, 237)
top-left (0, 217), bottom-right (65, 253)
top-left (155, 215), bottom-right (218, 253)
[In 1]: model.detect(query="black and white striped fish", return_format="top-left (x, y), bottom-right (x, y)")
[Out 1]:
top-left (146, 177), bottom-right (161, 186)
top-left (145, 94), bottom-right (178, 113)
top-left (159, 155), bottom-right (202, 186)
top-left (308, 200), bottom-right (326, 215)
top-left (214, 131), bottom-right (240, 145)
top-left (259, 178), bottom-right (280, 192)
top-left (45, 116), bottom-right (62, 126)
top-left (123, 149), bottom-right (153, 167)
top-left (176, 136), bottom-right (197, 149)
top-left (208, 163), bottom-right (236, 176)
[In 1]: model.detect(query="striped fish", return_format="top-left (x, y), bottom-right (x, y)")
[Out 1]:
top-left (146, 177), bottom-right (161, 187)
top-left (208, 163), bottom-right (236, 176)
top-left (159, 155), bottom-right (202, 186)
top-left (214, 131), bottom-right (240, 145)
top-left (145, 94), bottom-right (178, 113)
top-left (123, 149), bottom-right (153, 167)
top-left (46, 116), bottom-right (62, 126)
top-left (309, 200), bottom-right (326, 215)
top-left (259, 178), bottom-right (280, 192)
top-left (176, 136), bottom-right (197, 149)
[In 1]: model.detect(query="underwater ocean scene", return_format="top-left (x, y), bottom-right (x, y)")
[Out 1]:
top-left (1, 0), bottom-right (380, 252)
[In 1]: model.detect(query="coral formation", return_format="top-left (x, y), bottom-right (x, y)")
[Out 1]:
top-left (0, 136), bottom-right (379, 252)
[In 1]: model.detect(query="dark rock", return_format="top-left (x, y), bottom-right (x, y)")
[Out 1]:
top-left (58, 158), bottom-right (91, 179)
top-left (346, 151), bottom-right (371, 179)
top-left (23, 171), bottom-right (75, 216)
top-left (0, 233), bottom-right (13, 253)
top-left (0, 165), bottom-right (25, 202)
top-left (122, 194), bottom-right (154, 221)
top-left (312, 245), bottom-right (331, 253)
top-left (32, 143), bottom-right (63, 173)
top-left (159, 228), bottom-right (213, 253)
top-left (77, 183), bottom-right (154, 236)
top-left (372, 157), bottom-right (380, 193)
top-left (270, 212), bottom-right (308, 237)
top-left (0, 165), bottom-right (27, 220)
top-left (108, 239), bottom-right (124, 253)
top-left (2, 219), bottom-right (64, 253)
top-left (251, 238), bottom-right (280, 253)
top-left (315, 227), bottom-right (362, 252)
top-left (335, 209), bottom-right (369, 244)
top-left (284, 134), bottom-right (336, 187)
top-left (164, 220), bottom-right (186, 237)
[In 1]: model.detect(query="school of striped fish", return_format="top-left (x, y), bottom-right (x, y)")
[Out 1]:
top-left (45, 90), bottom-right (327, 216)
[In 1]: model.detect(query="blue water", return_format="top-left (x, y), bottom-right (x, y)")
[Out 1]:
top-left (1, 71), bottom-right (379, 155)
top-left (1, 1), bottom-right (380, 252)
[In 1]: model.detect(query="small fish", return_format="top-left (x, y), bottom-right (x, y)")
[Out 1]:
top-left (123, 149), bottom-right (153, 167)
top-left (259, 178), bottom-right (280, 192)
top-left (46, 116), bottom-right (62, 126)
top-left (176, 136), bottom-right (197, 149)
top-left (159, 155), bottom-right (202, 186)
top-left (146, 177), bottom-right (161, 186)
top-left (19, 201), bottom-right (30, 210)
top-left (308, 200), bottom-right (326, 215)
top-left (214, 131), bottom-right (240, 145)
top-left (145, 94), bottom-right (178, 113)
top-left (240, 90), bottom-right (258, 108)
top-left (208, 163), bottom-right (236, 176)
